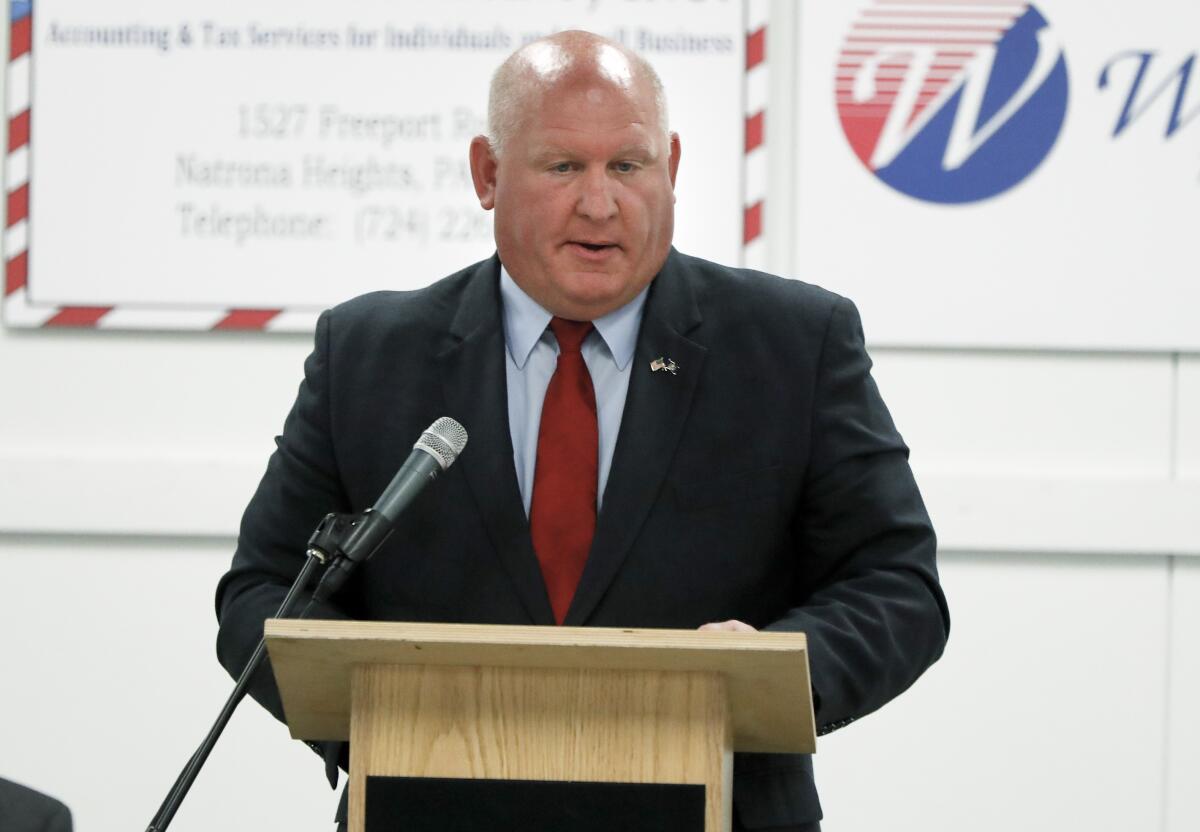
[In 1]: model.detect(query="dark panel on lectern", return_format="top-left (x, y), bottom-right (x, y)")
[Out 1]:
top-left (366, 775), bottom-right (705, 831)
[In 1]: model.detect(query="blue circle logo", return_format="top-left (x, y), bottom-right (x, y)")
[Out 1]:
top-left (836, 2), bottom-right (1069, 204)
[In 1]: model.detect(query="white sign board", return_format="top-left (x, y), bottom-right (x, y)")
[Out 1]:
top-left (793, 0), bottom-right (1200, 352)
top-left (5, 0), bottom-right (749, 329)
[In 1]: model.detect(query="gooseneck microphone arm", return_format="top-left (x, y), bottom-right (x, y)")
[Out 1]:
top-left (144, 417), bottom-right (468, 832)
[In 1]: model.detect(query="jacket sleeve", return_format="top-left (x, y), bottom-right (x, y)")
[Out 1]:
top-left (214, 309), bottom-right (354, 725)
top-left (766, 296), bottom-right (949, 734)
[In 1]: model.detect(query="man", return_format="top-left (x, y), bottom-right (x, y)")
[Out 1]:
top-left (0, 778), bottom-right (73, 832)
top-left (216, 31), bottom-right (949, 831)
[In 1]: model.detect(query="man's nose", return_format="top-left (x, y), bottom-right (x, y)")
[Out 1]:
top-left (575, 169), bottom-right (618, 220)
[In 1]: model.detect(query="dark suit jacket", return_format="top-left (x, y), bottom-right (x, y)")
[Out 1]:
top-left (216, 250), bottom-right (949, 829)
top-left (0, 778), bottom-right (72, 832)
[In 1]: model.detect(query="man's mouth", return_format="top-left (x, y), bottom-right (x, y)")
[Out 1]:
top-left (568, 240), bottom-right (619, 257)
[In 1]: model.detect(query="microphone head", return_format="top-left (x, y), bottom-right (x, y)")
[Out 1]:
top-left (414, 417), bottom-right (468, 470)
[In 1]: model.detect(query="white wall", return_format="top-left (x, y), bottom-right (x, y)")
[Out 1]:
top-left (3, 5), bottom-right (1199, 831)
top-left (0, 536), bottom-right (335, 830)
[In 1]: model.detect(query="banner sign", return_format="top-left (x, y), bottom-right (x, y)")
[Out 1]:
top-left (794, 0), bottom-right (1199, 351)
top-left (3, 0), bottom-right (760, 330)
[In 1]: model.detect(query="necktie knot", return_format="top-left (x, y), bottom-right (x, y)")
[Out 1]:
top-left (550, 317), bottom-right (593, 354)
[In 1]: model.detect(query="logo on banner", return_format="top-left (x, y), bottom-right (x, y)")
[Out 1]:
top-left (836, 2), bottom-right (1069, 203)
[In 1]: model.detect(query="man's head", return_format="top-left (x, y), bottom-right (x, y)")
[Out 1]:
top-left (469, 31), bottom-right (681, 321)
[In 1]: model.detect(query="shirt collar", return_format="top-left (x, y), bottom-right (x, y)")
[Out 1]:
top-left (499, 264), bottom-right (648, 371)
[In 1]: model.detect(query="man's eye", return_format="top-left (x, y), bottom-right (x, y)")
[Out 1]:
top-left (551, 162), bottom-right (573, 173)
top-left (614, 162), bottom-right (637, 173)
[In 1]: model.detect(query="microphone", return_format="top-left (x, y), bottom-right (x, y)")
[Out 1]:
top-left (145, 418), bottom-right (467, 832)
top-left (312, 417), bottom-right (468, 601)
top-left (374, 416), bottom-right (469, 522)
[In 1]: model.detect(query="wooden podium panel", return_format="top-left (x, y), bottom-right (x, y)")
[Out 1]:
top-left (351, 665), bottom-right (728, 831)
top-left (265, 620), bottom-right (815, 832)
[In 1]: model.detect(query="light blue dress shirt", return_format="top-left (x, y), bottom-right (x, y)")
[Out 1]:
top-left (500, 265), bottom-right (648, 516)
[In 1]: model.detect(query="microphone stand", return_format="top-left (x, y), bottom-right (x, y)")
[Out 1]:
top-left (145, 511), bottom-right (361, 832)
top-left (145, 417), bottom-right (466, 831)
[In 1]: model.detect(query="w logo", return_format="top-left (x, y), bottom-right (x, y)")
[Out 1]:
top-left (836, 1), bottom-right (1069, 204)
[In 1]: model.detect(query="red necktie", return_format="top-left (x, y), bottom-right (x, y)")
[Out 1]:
top-left (529, 317), bottom-right (598, 624)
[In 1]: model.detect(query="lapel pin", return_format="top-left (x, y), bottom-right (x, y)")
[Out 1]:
top-left (650, 357), bottom-right (679, 375)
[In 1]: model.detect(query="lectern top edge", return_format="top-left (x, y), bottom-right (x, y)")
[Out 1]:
top-left (265, 618), bottom-right (817, 755)
top-left (265, 618), bottom-right (807, 656)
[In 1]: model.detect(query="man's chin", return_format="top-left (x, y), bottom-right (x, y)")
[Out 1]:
top-left (550, 272), bottom-right (639, 320)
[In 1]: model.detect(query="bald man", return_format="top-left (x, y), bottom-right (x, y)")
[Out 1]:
top-left (217, 31), bottom-right (948, 831)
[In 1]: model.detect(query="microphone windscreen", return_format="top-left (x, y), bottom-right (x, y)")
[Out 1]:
top-left (415, 417), bottom-right (468, 470)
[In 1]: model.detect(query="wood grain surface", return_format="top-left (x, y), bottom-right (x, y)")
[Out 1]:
top-left (265, 619), bottom-right (815, 754)
top-left (348, 664), bottom-right (731, 832)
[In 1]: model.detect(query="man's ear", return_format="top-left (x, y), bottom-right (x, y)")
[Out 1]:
top-left (469, 135), bottom-right (498, 210)
top-left (667, 132), bottom-right (681, 189)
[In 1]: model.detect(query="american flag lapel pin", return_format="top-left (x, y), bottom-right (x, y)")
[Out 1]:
top-left (650, 357), bottom-right (679, 375)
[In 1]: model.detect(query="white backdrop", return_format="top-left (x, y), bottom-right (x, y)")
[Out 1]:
top-left (3, 3), bottom-right (1200, 832)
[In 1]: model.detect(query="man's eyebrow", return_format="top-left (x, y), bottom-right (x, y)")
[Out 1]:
top-left (529, 143), bottom-right (659, 163)
top-left (529, 146), bottom-right (576, 163)
top-left (613, 143), bottom-right (658, 160)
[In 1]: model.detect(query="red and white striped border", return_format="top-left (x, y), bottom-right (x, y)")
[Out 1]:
top-left (742, 0), bottom-right (769, 271)
top-left (3, 2), bottom-right (766, 331)
top-left (2, 3), bottom-right (300, 331)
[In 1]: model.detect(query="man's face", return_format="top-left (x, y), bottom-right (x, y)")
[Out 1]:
top-left (471, 72), bottom-right (681, 321)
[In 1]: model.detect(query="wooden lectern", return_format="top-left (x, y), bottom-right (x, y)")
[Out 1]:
top-left (265, 620), bottom-right (815, 832)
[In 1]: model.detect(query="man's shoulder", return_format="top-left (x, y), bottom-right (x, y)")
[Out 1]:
top-left (323, 257), bottom-right (495, 335)
top-left (670, 250), bottom-right (850, 324)
top-left (0, 778), bottom-right (72, 830)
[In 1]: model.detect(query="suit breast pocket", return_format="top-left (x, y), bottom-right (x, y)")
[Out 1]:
top-left (672, 465), bottom-right (785, 513)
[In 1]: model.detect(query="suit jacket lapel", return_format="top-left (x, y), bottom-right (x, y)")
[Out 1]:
top-left (564, 251), bottom-right (707, 626)
top-left (438, 257), bottom-right (556, 625)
